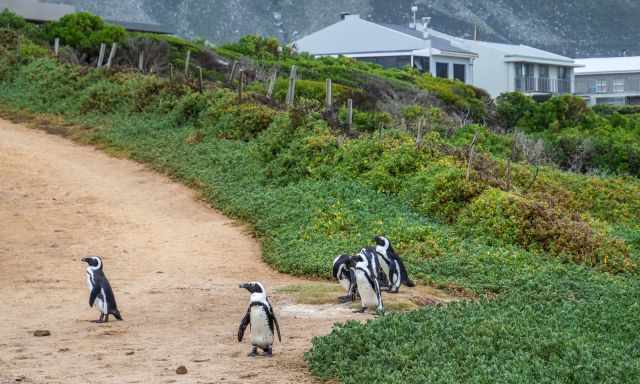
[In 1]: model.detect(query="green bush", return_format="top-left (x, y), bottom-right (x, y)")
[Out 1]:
top-left (213, 103), bottom-right (278, 140)
top-left (44, 12), bottom-right (126, 51)
top-left (458, 188), bottom-right (632, 272)
top-left (78, 79), bottom-right (129, 114)
top-left (0, 28), bottom-right (18, 50)
top-left (403, 160), bottom-right (484, 222)
top-left (496, 92), bottom-right (537, 130)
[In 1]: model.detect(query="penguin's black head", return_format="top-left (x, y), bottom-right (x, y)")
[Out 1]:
top-left (82, 256), bottom-right (103, 269)
top-left (239, 282), bottom-right (265, 294)
top-left (374, 235), bottom-right (389, 247)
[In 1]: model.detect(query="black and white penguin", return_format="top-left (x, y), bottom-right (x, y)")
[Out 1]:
top-left (351, 248), bottom-right (384, 314)
top-left (81, 256), bottom-right (123, 323)
top-left (374, 235), bottom-right (415, 293)
top-left (332, 254), bottom-right (358, 303)
top-left (238, 282), bottom-right (282, 357)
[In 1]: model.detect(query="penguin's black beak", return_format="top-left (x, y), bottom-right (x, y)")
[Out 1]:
top-left (239, 283), bottom-right (250, 290)
top-left (81, 257), bottom-right (88, 263)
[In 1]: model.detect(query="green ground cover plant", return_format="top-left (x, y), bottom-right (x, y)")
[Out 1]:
top-left (1, 13), bottom-right (639, 383)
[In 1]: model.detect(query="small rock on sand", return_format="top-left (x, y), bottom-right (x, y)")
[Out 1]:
top-left (176, 366), bottom-right (188, 375)
top-left (33, 330), bottom-right (51, 337)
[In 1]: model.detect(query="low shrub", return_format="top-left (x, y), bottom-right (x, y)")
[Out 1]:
top-left (213, 103), bottom-right (278, 140)
top-left (402, 160), bottom-right (484, 222)
top-left (458, 188), bottom-right (632, 272)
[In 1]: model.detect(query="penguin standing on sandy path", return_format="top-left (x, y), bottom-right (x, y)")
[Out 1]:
top-left (238, 282), bottom-right (282, 357)
top-left (82, 256), bottom-right (123, 323)
top-left (351, 248), bottom-right (384, 314)
top-left (374, 235), bottom-right (415, 293)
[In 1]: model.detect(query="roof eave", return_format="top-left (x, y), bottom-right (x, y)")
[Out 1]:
top-left (504, 55), bottom-right (579, 66)
top-left (576, 69), bottom-right (640, 76)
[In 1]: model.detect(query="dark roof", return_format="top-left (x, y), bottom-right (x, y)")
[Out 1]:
top-left (105, 19), bottom-right (174, 35)
top-left (380, 23), bottom-right (476, 56)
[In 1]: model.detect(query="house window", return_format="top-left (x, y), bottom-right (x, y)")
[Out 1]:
top-left (613, 79), bottom-right (625, 93)
top-left (539, 65), bottom-right (549, 78)
top-left (595, 80), bottom-right (608, 93)
top-left (414, 56), bottom-right (430, 73)
top-left (436, 62), bottom-right (449, 78)
top-left (357, 56), bottom-right (411, 69)
top-left (453, 64), bottom-right (466, 82)
top-left (558, 67), bottom-right (570, 79)
top-left (596, 97), bottom-right (626, 105)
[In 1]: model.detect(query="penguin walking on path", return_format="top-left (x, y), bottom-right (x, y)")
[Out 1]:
top-left (82, 256), bottom-right (123, 323)
top-left (238, 282), bottom-right (282, 357)
top-left (332, 254), bottom-right (358, 303)
top-left (351, 248), bottom-right (384, 314)
top-left (374, 235), bottom-right (415, 293)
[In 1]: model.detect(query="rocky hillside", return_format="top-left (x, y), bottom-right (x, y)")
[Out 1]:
top-left (48, 0), bottom-right (640, 58)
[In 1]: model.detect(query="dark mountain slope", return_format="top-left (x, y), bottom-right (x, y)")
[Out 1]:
top-left (48, 0), bottom-right (640, 57)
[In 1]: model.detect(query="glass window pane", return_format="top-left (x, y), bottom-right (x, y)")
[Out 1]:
top-left (453, 64), bottom-right (466, 82)
top-left (436, 62), bottom-right (449, 78)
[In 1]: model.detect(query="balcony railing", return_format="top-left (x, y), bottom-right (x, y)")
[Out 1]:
top-left (515, 77), bottom-right (571, 94)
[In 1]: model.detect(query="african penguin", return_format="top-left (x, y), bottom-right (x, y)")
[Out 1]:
top-left (82, 256), bottom-right (123, 323)
top-left (238, 282), bottom-right (282, 357)
top-left (351, 248), bottom-right (384, 314)
top-left (374, 235), bottom-right (415, 293)
top-left (332, 254), bottom-right (358, 303)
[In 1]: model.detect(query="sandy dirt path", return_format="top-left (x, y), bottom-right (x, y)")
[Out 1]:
top-left (0, 119), bottom-right (369, 384)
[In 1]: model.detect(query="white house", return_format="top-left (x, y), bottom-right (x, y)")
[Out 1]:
top-left (292, 14), bottom-right (478, 85)
top-left (292, 13), bottom-right (580, 99)
top-left (574, 56), bottom-right (640, 106)
top-left (429, 30), bottom-right (581, 98)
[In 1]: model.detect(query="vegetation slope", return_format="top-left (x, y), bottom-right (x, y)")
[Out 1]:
top-left (1, 10), bottom-right (639, 383)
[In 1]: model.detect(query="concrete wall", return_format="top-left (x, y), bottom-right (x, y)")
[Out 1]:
top-left (464, 43), bottom-right (508, 98)
top-left (0, 0), bottom-right (75, 22)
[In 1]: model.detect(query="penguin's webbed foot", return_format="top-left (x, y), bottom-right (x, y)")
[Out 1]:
top-left (247, 347), bottom-right (258, 358)
top-left (353, 307), bottom-right (367, 313)
top-left (263, 347), bottom-right (273, 357)
top-left (338, 295), bottom-right (352, 303)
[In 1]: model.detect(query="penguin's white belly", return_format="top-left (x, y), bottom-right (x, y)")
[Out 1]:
top-left (355, 270), bottom-right (378, 308)
top-left (379, 257), bottom-right (390, 277)
top-left (95, 296), bottom-right (108, 314)
top-left (339, 277), bottom-right (351, 292)
top-left (250, 307), bottom-right (273, 348)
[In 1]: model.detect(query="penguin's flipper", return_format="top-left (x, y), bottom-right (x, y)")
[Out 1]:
top-left (271, 311), bottom-right (282, 343)
top-left (89, 286), bottom-right (100, 307)
top-left (237, 309), bottom-right (250, 342)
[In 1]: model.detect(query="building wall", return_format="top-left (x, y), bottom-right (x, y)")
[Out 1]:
top-left (575, 73), bottom-right (640, 105)
top-left (460, 43), bottom-right (508, 98)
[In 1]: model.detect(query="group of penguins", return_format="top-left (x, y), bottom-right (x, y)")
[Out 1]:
top-left (79, 235), bottom-right (412, 358)
top-left (332, 235), bottom-right (414, 314)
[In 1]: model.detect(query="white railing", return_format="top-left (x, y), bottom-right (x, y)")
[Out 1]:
top-left (515, 77), bottom-right (571, 94)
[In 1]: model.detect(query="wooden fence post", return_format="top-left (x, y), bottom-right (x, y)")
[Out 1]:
top-left (54, 38), bottom-right (60, 56)
top-left (198, 66), bottom-right (204, 92)
top-left (347, 98), bottom-right (353, 134)
top-left (416, 118), bottom-right (423, 148)
top-left (286, 65), bottom-right (297, 106)
top-left (238, 70), bottom-right (245, 103)
top-left (97, 43), bottom-right (106, 68)
top-left (228, 61), bottom-right (238, 83)
top-left (184, 50), bottom-right (191, 78)
top-left (169, 63), bottom-right (174, 80)
top-left (106, 43), bottom-right (117, 69)
top-left (326, 78), bottom-right (333, 110)
top-left (466, 132), bottom-right (479, 182)
top-left (266, 69), bottom-right (277, 99)
top-left (138, 51), bottom-right (144, 72)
